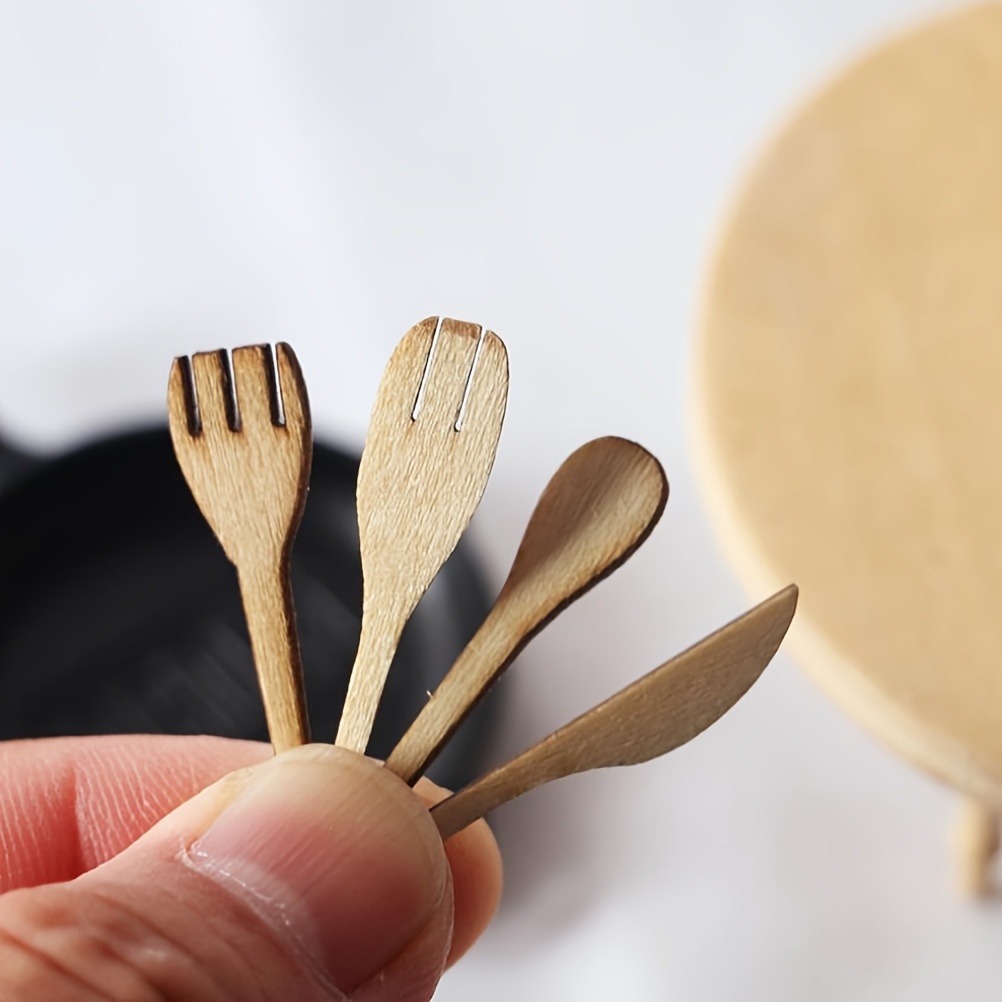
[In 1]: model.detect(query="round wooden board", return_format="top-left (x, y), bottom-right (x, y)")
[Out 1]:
top-left (693, 4), bottom-right (1002, 806)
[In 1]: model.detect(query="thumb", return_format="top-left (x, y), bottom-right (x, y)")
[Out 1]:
top-left (0, 744), bottom-right (454, 1002)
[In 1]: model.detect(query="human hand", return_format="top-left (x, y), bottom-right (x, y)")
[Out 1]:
top-left (0, 736), bottom-right (502, 1000)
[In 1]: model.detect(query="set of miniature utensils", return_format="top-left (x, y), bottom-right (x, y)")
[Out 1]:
top-left (167, 317), bottom-right (797, 838)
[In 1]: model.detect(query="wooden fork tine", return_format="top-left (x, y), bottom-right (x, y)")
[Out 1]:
top-left (275, 343), bottom-right (310, 431)
top-left (459, 330), bottom-right (506, 429)
top-left (421, 321), bottom-right (481, 429)
top-left (191, 350), bottom-right (236, 433)
top-left (167, 357), bottom-right (198, 437)
top-left (231, 346), bottom-right (279, 431)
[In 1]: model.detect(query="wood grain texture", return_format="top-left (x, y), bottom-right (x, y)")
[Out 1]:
top-left (168, 343), bottom-right (311, 754)
top-left (386, 436), bottom-right (668, 785)
top-left (692, 5), bottom-right (1002, 810)
top-left (335, 317), bottom-right (509, 753)
top-left (432, 584), bottom-right (797, 839)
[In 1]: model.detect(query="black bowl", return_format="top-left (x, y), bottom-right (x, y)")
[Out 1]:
top-left (0, 428), bottom-right (499, 790)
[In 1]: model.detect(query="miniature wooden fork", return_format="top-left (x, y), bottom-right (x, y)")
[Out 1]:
top-left (168, 343), bottom-right (312, 754)
top-left (335, 317), bottom-right (508, 753)
top-left (431, 584), bottom-right (798, 839)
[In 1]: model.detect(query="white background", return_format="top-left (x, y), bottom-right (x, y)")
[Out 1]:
top-left (2, 2), bottom-right (1000, 999)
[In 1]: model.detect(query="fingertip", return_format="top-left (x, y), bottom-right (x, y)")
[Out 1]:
top-left (442, 817), bottom-right (503, 966)
top-left (414, 778), bottom-right (503, 966)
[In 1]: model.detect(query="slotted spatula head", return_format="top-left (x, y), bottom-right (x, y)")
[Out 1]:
top-left (336, 317), bottom-right (509, 753)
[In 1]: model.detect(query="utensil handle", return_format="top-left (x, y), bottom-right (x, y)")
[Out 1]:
top-left (386, 602), bottom-right (517, 784)
top-left (431, 745), bottom-right (557, 839)
top-left (237, 560), bottom-right (310, 753)
top-left (335, 610), bottom-right (404, 753)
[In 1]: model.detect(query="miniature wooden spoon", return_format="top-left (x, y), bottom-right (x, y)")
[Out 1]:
top-left (386, 436), bottom-right (668, 784)
top-left (335, 318), bottom-right (508, 753)
top-left (431, 584), bottom-right (798, 839)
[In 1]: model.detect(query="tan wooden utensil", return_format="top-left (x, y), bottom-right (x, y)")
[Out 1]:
top-left (168, 343), bottom-right (312, 754)
top-left (386, 436), bottom-right (669, 784)
top-left (431, 584), bottom-right (797, 839)
top-left (335, 317), bottom-right (509, 753)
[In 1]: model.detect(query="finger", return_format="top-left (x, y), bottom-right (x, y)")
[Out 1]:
top-left (0, 734), bottom-right (502, 971)
top-left (0, 745), bottom-right (456, 1000)
top-left (0, 734), bottom-right (271, 891)
top-left (415, 778), bottom-right (503, 967)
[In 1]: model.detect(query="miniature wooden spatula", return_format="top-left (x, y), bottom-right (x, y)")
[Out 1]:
top-left (386, 436), bottom-right (668, 784)
top-left (335, 318), bottom-right (509, 753)
top-left (431, 584), bottom-right (798, 839)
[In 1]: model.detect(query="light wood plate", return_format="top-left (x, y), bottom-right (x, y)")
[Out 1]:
top-left (693, 4), bottom-right (1002, 812)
